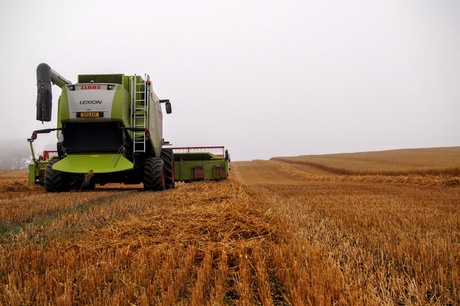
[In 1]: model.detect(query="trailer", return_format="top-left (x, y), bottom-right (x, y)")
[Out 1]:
top-left (172, 146), bottom-right (230, 182)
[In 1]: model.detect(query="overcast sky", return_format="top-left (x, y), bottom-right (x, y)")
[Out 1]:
top-left (1, 0), bottom-right (459, 161)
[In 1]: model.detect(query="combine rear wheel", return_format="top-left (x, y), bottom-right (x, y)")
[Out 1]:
top-left (45, 159), bottom-right (69, 192)
top-left (161, 148), bottom-right (175, 189)
top-left (144, 157), bottom-right (165, 191)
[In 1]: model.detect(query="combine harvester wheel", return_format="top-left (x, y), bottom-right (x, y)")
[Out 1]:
top-left (144, 157), bottom-right (165, 191)
top-left (161, 148), bottom-right (175, 189)
top-left (45, 159), bottom-right (69, 192)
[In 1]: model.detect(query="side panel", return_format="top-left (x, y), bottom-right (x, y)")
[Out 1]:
top-left (110, 85), bottom-right (131, 127)
top-left (57, 89), bottom-right (69, 129)
top-left (174, 157), bottom-right (229, 181)
top-left (148, 89), bottom-right (163, 157)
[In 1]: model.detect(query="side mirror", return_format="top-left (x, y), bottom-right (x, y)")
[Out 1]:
top-left (165, 101), bottom-right (172, 114)
top-left (160, 99), bottom-right (172, 114)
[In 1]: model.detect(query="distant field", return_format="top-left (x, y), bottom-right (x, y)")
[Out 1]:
top-left (272, 146), bottom-right (460, 175)
top-left (0, 147), bottom-right (459, 305)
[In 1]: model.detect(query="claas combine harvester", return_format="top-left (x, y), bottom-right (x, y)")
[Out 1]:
top-left (28, 63), bottom-right (229, 192)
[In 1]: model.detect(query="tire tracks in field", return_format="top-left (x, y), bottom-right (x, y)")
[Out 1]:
top-left (270, 157), bottom-right (350, 175)
top-left (230, 160), bottom-right (307, 185)
top-left (0, 189), bottom-right (139, 242)
top-left (234, 159), bottom-right (460, 188)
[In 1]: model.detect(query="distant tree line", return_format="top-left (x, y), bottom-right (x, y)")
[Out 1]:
top-left (0, 139), bottom-right (32, 169)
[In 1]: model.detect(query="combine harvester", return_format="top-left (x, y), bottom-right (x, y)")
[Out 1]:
top-left (28, 63), bottom-right (229, 191)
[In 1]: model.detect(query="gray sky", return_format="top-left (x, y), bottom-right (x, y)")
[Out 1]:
top-left (1, 0), bottom-right (459, 161)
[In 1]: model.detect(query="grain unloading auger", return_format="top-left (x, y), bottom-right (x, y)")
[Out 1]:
top-left (28, 63), bottom-right (174, 191)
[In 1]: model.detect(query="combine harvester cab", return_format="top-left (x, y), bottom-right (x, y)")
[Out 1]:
top-left (172, 146), bottom-right (230, 182)
top-left (28, 63), bottom-right (173, 192)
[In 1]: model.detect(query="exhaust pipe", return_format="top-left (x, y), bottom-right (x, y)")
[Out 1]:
top-left (36, 63), bottom-right (72, 122)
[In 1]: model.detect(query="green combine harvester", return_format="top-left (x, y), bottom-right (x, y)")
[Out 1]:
top-left (28, 63), bottom-right (173, 191)
top-left (28, 63), bottom-right (229, 191)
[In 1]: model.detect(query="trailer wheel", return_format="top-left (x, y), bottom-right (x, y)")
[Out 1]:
top-left (45, 159), bottom-right (69, 192)
top-left (161, 148), bottom-right (175, 189)
top-left (144, 157), bottom-right (165, 191)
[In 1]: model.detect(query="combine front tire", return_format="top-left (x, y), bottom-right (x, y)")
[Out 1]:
top-left (44, 159), bottom-right (69, 192)
top-left (144, 157), bottom-right (165, 191)
top-left (161, 148), bottom-right (175, 189)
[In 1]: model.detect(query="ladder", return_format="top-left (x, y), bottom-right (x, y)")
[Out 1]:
top-left (131, 75), bottom-right (150, 153)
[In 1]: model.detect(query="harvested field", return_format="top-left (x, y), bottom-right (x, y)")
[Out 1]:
top-left (272, 146), bottom-right (460, 176)
top-left (0, 147), bottom-right (459, 305)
